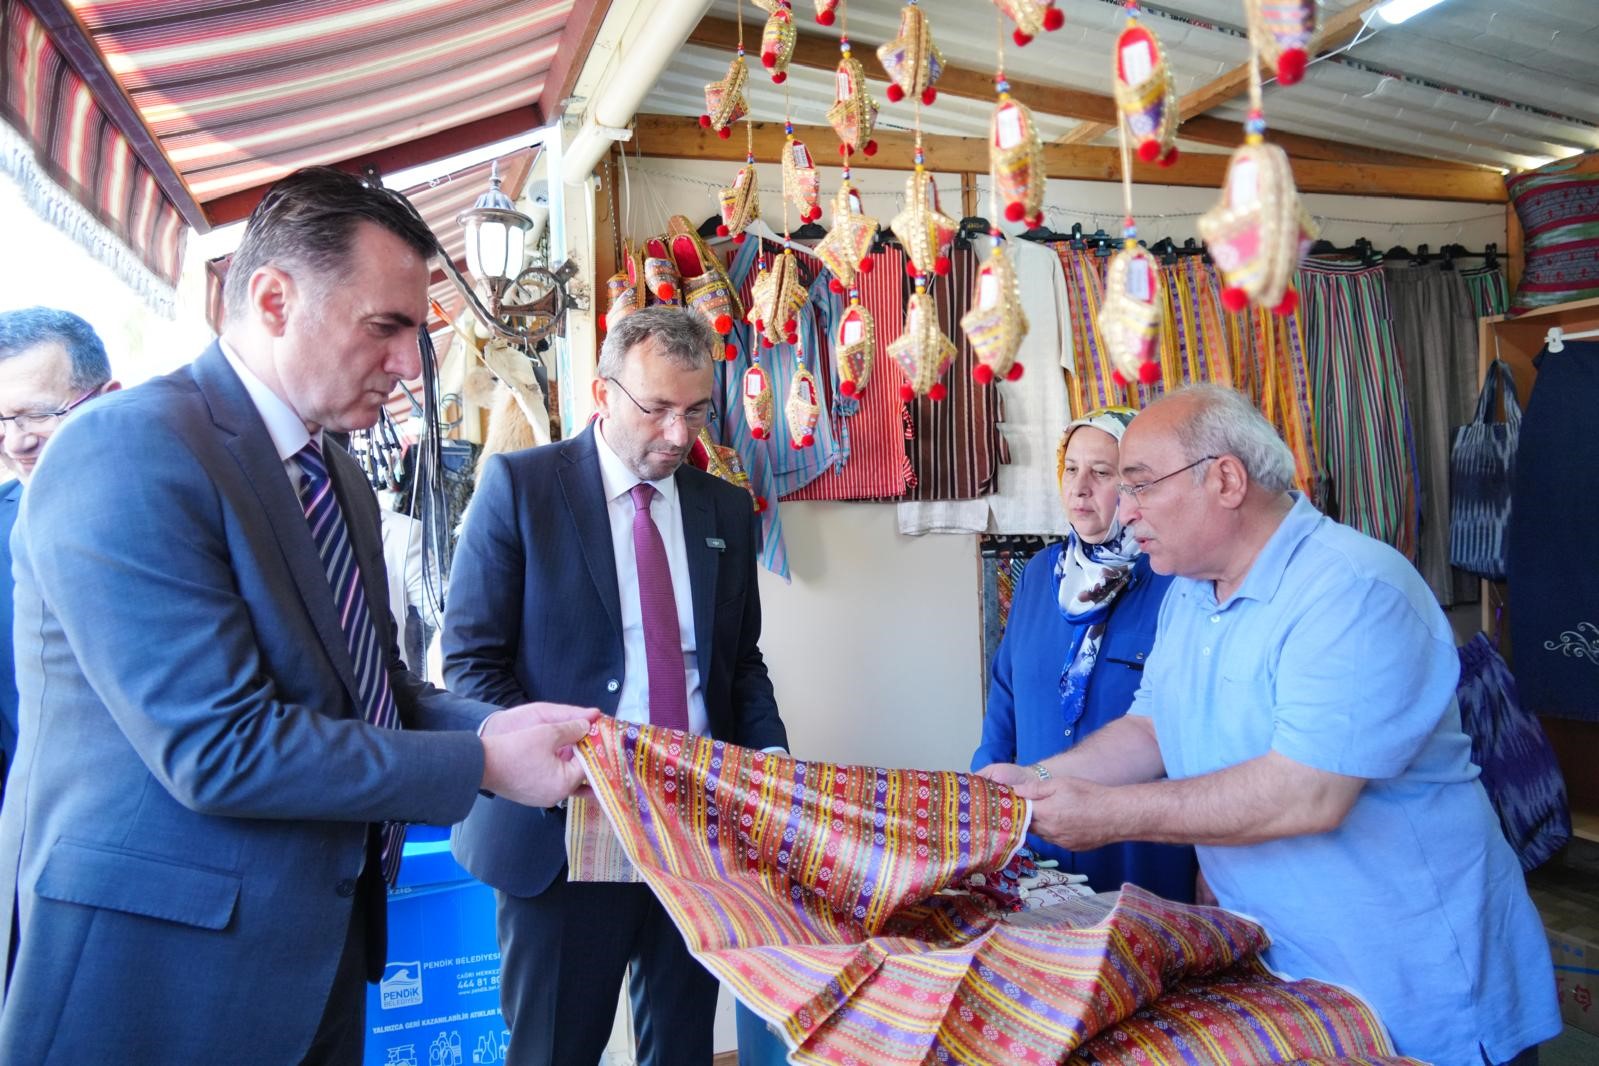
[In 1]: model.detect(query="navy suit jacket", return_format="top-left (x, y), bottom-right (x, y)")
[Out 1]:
top-left (444, 425), bottom-right (787, 896)
top-left (0, 345), bottom-right (496, 1064)
top-left (0, 477), bottom-right (19, 793)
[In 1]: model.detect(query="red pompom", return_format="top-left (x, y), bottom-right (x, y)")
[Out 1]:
top-left (800, 433), bottom-right (814, 447)
top-left (838, 143), bottom-right (851, 157)
top-left (760, 336), bottom-right (773, 348)
top-left (1220, 286), bottom-right (1249, 313)
top-left (858, 257), bottom-right (875, 274)
top-left (772, 71), bottom-right (787, 85)
top-left (717, 127), bottom-right (732, 140)
top-left (886, 84), bottom-right (905, 103)
top-left (1042, 5), bottom-right (1065, 31)
top-left (863, 139), bottom-right (878, 156)
top-left (840, 380), bottom-right (857, 397)
top-left (698, 114), bottom-right (712, 129)
top-left (920, 86), bottom-right (937, 106)
top-left (597, 314), bottom-right (607, 332)
top-left (724, 343), bottom-right (737, 360)
top-left (1006, 362), bottom-right (1025, 381)
top-left (972, 363), bottom-right (995, 385)
top-left (716, 223), bottom-right (730, 237)
top-left (934, 255), bottom-right (951, 276)
top-left (754, 318), bottom-right (765, 332)
top-left (784, 333), bottom-right (798, 346)
top-left (1004, 201), bottom-right (1026, 223)
top-left (905, 260), bottom-right (919, 277)
top-left (1138, 361), bottom-right (1162, 385)
top-left (761, 51), bottom-right (777, 69)
top-left (732, 232), bottom-right (746, 245)
top-left (1111, 369), bottom-right (1129, 388)
top-left (809, 205), bottom-right (823, 222)
top-left (1137, 139), bottom-right (1161, 163)
top-left (1272, 288), bottom-right (1300, 317)
top-left (754, 495), bottom-right (768, 512)
top-left (713, 313), bottom-right (733, 334)
top-left (1160, 146), bottom-right (1179, 168)
top-left (656, 283), bottom-right (676, 301)
top-left (899, 383), bottom-right (916, 402)
top-left (1277, 48), bottom-right (1308, 86)
top-left (928, 382), bottom-right (948, 401)
top-left (829, 277), bottom-right (844, 293)
top-left (1013, 30), bottom-right (1033, 47)
top-left (817, 9), bottom-right (835, 26)
top-left (751, 427), bottom-right (768, 441)
top-left (783, 318), bottom-right (797, 333)
top-left (1026, 212), bottom-right (1044, 229)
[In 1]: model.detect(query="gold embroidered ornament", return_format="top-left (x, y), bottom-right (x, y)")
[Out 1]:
top-left (1113, 17), bottom-right (1180, 167)
top-left (742, 362), bottom-right (776, 440)
top-left (990, 87), bottom-right (1045, 228)
top-left (640, 236), bottom-right (680, 304)
top-left (690, 428), bottom-right (764, 512)
top-left (1245, 0), bottom-right (1317, 86)
top-left (759, 2), bottom-right (797, 84)
top-left (781, 127), bottom-right (822, 224)
top-left (785, 364), bottom-right (820, 449)
top-left (666, 215), bottom-right (744, 354)
top-left (888, 284), bottom-right (957, 402)
top-left (877, 1), bottom-right (944, 107)
top-left (699, 53), bottom-right (748, 140)
top-left (716, 164), bottom-right (760, 245)
top-left (746, 250), bottom-right (808, 349)
top-left (890, 167), bottom-right (957, 279)
top-left (992, 0), bottom-right (1065, 47)
top-left (814, 0), bottom-right (840, 26)
top-left (960, 241), bottom-right (1029, 385)
top-left (1200, 139), bottom-right (1315, 316)
top-left (827, 46), bottom-right (880, 159)
top-left (600, 242), bottom-right (642, 332)
top-left (814, 179), bottom-right (879, 293)
top-left (834, 302), bottom-right (876, 398)
top-left (1100, 241), bottom-right (1164, 386)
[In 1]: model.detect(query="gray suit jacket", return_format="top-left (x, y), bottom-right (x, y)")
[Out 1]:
top-left (0, 344), bottom-right (495, 1064)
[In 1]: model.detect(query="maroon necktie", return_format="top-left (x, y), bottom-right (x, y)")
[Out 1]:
top-left (630, 483), bottom-right (690, 731)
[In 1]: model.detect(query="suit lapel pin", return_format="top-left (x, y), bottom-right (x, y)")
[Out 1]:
top-left (705, 537), bottom-right (727, 552)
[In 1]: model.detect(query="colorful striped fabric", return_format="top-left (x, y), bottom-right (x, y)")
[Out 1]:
top-left (1295, 259), bottom-right (1418, 559)
top-left (1157, 257), bottom-right (1235, 391)
top-left (1228, 297), bottom-right (1322, 501)
top-left (1505, 150), bottom-right (1599, 314)
top-left (1461, 265), bottom-right (1509, 319)
top-left (1, 2), bottom-right (185, 296)
top-left (576, 716), bottom-right (1408, 1066)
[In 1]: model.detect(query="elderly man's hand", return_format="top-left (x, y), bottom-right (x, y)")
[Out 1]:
top-left (480, 702), bottom-right (601, 807)
top-left (975, 762), bottom-right (1035, 788)
top-left (1012, 774), bottom-right (1119, 851)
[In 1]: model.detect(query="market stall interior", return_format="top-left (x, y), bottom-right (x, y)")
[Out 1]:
top-left (3, 0), bottom-right (1598, 1062)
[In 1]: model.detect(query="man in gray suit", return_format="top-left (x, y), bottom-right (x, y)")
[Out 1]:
top-left (0, 167), bottom-right (597, 1065)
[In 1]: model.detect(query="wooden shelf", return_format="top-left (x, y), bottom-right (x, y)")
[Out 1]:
top-left (1573, 809), bottom-right (1599, 845)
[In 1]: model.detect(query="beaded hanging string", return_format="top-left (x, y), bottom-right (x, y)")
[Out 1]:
top-left (715, 0), bottom-right (760, 245)
top-left (989, 12), bottom-right (1045, 228)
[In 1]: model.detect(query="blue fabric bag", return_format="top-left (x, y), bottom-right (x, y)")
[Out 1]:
top-left (1449, 360), bottom-right (1520, 580)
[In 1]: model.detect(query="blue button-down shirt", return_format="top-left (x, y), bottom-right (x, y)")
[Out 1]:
top-left (1130, 495), bottom-right (1558, 1064)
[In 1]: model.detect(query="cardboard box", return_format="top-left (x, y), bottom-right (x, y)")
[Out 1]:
top-left (1528, 841), bottom-right (1599, 1038)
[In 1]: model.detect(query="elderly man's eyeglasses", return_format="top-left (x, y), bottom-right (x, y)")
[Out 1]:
top-left (1117, 455), bottom-right (1218, 499)
top-left (605, 377), bottom-right (713, 430)
top-left (0, 387), bottom-right (101, 436)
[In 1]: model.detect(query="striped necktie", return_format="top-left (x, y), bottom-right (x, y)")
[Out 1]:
top-left (296, 439), bottom-right (405, 885)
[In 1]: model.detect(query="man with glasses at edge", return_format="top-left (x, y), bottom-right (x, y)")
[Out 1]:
top-left (980, 384), bottom-right (1559, 1066)
top-left (443, 304), bottom-right (788, 1066)
top-left (0, 307), bottom-right (120, 800)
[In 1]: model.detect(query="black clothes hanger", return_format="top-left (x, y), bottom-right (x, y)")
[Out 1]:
top-left (791, 221), bottom-right (827, 240)
top-left (957, 216), bottom-right (994, 242)
top-left (1383, 244), bottom-right (1413, 261)
top-left (1308, 238), bottom-right (1338, 255)
top-left (696, 214), bottom-right (722, 238)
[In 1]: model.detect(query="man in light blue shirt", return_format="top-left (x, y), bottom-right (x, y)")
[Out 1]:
top-left (981, 385), bottom-right (1559, 1065)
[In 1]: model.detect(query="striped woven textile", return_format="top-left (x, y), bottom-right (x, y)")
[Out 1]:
top-left (576, 717), bottom-right (1407, 1066)
top-left (1, 2), bottom-right (185, 292)
top-left (1157, 257), bottom-right (1235, 390)
top-left (1505, 151), bottom-right (1599, 314)
top-left (1295, 258), bottom-right (1418, 559)
top-left (1227, 298), bottom-right (1321, 501)
top-left (1461, 266), bottom-right (1509, 319)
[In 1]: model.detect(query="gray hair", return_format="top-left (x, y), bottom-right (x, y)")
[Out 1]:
top-left (596, 306), bottom-right (716, 379)
top-left (1167, 384), bottom-right (1297, 493)
top-left (0, 306), bottom-right (112, 391)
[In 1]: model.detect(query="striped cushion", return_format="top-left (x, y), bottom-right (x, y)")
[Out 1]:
top-left (1507, 150), bottom-right (1599, 315)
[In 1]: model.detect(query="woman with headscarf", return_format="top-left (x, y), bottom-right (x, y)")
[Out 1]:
top-left (973, 407), bottom-right (1196, 901)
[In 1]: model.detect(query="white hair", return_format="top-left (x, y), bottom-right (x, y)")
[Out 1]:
top-left (1167, 384), bottom-right (1297, 493)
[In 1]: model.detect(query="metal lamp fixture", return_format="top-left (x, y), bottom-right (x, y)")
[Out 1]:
top-left (458, 162), bottom-right (531, 295)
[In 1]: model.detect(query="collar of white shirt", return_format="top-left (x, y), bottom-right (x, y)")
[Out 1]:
top-left (594, 419), bottom-right (679, 510)
top-left (218, 338), bottom-right (318, 465)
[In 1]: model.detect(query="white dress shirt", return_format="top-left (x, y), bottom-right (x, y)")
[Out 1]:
top-left (593, 422), bottom-right (708, 736)
top-left (219, 339), bottom-right (317, 485)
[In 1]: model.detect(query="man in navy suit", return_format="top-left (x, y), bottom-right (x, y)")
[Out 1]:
top-left (0, 168), bottom-right (598, 1065)
top-left (0, 307), bottom-right (121, 801)
top-left (444, 305), bottom-right (788, 1066)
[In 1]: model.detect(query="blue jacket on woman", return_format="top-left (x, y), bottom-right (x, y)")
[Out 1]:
top-left (973, 544), bottom-right (1196, 902)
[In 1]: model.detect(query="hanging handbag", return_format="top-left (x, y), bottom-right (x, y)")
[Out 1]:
top-left (1449, 359), bottom-right (1521, 580)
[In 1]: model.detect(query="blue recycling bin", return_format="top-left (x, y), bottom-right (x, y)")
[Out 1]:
top-left (364, 825), bottom-right (508, 1066)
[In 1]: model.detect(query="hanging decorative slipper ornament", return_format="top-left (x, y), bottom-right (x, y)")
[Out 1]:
top-left (814, 177), bottom-right (879, 293)
top-left (742, 361), bottom-right (776, 440)
top-left (781, 123), bottom-right (823, 224)
top-left (746, 249), bottom-right (808, 349)
top-left (814, 0), bottom-right (840, 27)
top-left (877, 0), bottom-right (944, 106)
top-left (1113, 8), bottom-right (1180, 167)
top-left (640, 236), bottom-right (681, 305)
top-left (666, 215), bottom-right (744, 353)
top-left (991, 81), bottom-right (1046, 227)
top-left (991, 0), bottom-right (1065, 47)
top-left (1100, 240), bottom-right (1164, 386)
top-left (716, 163), bottom-right (760, 245)
top-left (760, 1), bottom-right (797, 85)
top-left (890, 157), bottom-right (957, 279)
top-left (699, 52), bottom-right (749, 140)
top-left (834, 301), bottom-right (876, 398)
top-left (600, 242), bottom-right (643, 332)
top-left (827, 39), bottom-right (879, 158)
top-left (785, 362), bottom-right (820, 449)
top-left (1245, 0), bottom-right (1317, 87)
top-left (960, 239), bottom-right (1028, 384)
top-left (690, 428), bottom-right (763, 512)
top-left (888, 283), bottom-right (957, 401)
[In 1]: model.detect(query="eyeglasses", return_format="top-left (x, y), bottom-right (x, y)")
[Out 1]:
top-left (605, 377), bottom-right (713, 430)
top-left (0, 387), bottom-right (101, 436)
top-left (1117, 455), bottom-right (1218, 499)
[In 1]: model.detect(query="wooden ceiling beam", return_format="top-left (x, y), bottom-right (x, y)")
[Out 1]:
top-left (633, 115), bottom-right (1507, 204)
